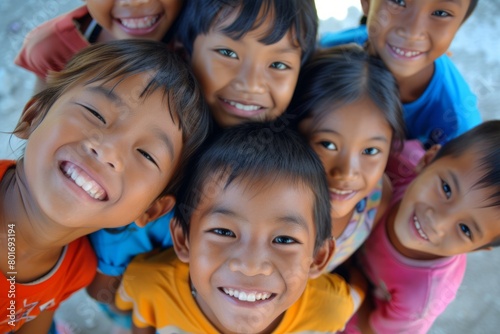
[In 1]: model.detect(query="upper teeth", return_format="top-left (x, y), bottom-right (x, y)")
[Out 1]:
top-left (63, 163), bottom-right (106, 200)
top-left (120, 15), bottom-right (158, 29)
top-left (331, 188), bottom-right (353, 195)
top-left (222, 288), bottom-right (271, 302)
top-left (413, 216), bottom-right (429, 240)
top-left (225, 99), bottom-right (261, 111)
top-left (392, 46), bottom-right (421, 58)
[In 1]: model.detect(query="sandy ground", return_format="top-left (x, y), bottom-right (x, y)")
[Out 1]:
top-left (1, 1), bottom-right (499, 333)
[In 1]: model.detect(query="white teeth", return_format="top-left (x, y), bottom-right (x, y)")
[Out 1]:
top-left (120, 15), bottom-right (159, 29)
top-left (222, 288), bottom-right (271, 302)
top-left (392, 46), bottom-right (421, 58)
top-left (413, 216), bottom-right (429, 240)
top-left (63, 163), bottom-right (106, 200)
top-left (225, 99), bottom-right (261, 111)
top-left (330, 188), bottom-right (354, 195)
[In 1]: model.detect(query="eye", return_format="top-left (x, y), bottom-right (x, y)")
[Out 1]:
top-left (137, 149), bottom-right (158, 167)
top-left (270, 62), bottom-right (289, 70)
top-left (432, 10), bottom-right (452, 17)
top-left (389, 0), bottom-right (406, 7)
top-left (217, 48), bottom-right (238, 59)
top-left (210, 228), bottom-right (236, 237)
top-left (441, 179), bottom-right (452, 199)
top-left (363, 147), bottom-right (380, 155)
top-left (320, 141), bottom-right (337, 151)
top-left (273, 235), bottom-right (299, 244)
top-left (459, 223), bottom-right (472, 240)
top-left (79, 104), bottom-right (106, 124)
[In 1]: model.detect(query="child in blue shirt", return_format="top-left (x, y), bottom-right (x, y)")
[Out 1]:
top-left (320, 0), bottom-right (481, 148)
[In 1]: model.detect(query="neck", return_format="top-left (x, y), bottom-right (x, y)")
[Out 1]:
top-left (396, 63), bottom-right (435, 103)
top-left (331, 209), bottom-right (355, 239)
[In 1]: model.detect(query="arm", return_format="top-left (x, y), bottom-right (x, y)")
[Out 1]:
top-left (15, 310), bottom-right (54, 334)
top-left (86, 271), bottom-right (130, 315)
top-left (132, 323), bottom-right (156, 334)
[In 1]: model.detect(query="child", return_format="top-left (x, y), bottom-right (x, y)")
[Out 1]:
top-left (116, 122), bottom-right (356, 333)
top-left (289, 44), bottom-right (406, 271)
top-left (348, 120), bottom-right (500, 334)
top-left (177, 0), bottom-right (318, 127)
top-left (0, 39), bottom-right (210, 333)
top-left (15, 0), bottom-right (185, 92)
top-left (320, 0), bottom-right (481, 148)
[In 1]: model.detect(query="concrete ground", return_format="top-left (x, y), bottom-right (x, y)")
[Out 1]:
top-left (1, 1), bottom-right (499, 333)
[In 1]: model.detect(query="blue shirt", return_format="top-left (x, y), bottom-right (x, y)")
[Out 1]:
top-left (320, 26), bottom-right (482, 148)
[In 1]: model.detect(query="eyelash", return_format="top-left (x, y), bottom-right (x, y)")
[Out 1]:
top-left (441, 179), bottom-right (452, 199)
top-left (389, 0), bottom-right (406, 7)
top-left (363, 147), bottom-right (381, 155)
top-left (217, 48), bottom-right (238, 59)
top-left (211, 228), bottom-right (236, 237)
top-left (459, 223), bottom-right (472, 240)
top-left (320, 141), bottom-right (337, 151)
top-left (432, 10), bottom-right (452, 18)
top-left (80, 104), bottom-right (106, 124)
top-left (137, 149), bottom-right (158, 167)
top-left (273, 236), bottom-right (299, 244)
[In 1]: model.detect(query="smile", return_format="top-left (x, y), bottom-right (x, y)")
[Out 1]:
top-left (119, 15), bottom-right (160, 29)
top-left (413, 215), bottom-right (429, 240)
top-left (223, 99), bottom-right (262, 112)
top-left (390, 45), bottom-right (422, 58)
top-left (61, 161), bottom-right (107, 201)
top-left (330, 188), bottom-right (354, 195)
top-left (221, 288), bottom-right (273, 302)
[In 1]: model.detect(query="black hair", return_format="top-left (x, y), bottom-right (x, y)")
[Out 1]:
top-left (464, 0), bottom-right (479, 21)
top-left (174, 121), bottom-right (331, 251)
top-left (177, 0), bottom-right (318, 65)
top-left (14, 39), bottom-right (211, 197)
top-left (287, 44), bottom-right (406, 150)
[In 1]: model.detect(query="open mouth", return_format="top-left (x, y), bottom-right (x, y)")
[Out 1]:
top-left (389, 45), bottom-right (423, 58)
top-left (60, 161), bottom-right (108, 201)
top-left (221, 288), bottom-right (274, 303)
top-left (413, 215), bottom-right (429, 240)
top-left (223, 99), bottom-right (263, 112)
top-left (118, 14), bottom-right (161, 29)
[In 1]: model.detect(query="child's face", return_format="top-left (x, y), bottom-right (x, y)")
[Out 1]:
top-left (362, 0), bottom-right (469, 80)
top-left (394, 149), bottom-right (500, 259)
top-left (179, 177), bottom-right (321, 333)
top-left (23, 73), bottom-right (183, 228)
top-left (299, 97), bottom-right (393, 220)
top-left (86, 0), bottom-right (183, 41)
top-left (190, 11), bottom-right (302, 127)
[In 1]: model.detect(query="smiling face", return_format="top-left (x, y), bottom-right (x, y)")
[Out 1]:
top-left (299, 97), bottom-right (393, 223)
top-left (362, 0), bottom-right (469, 81)
top-left (173, 176), bottom-right (326, 333)
top-left (86, 0), bottom-right (183, 41)
top-left (190, 11), bottom-right (301, 127)
top-left (23, 73), bottom-right (183, 228)
top-left (391, 149), bottom-right (500, 259)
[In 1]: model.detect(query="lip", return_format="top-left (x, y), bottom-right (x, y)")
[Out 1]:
top-left (386, 43), bottom-right (425, 60)
top-left (218, 287), bottom-right (276, 307)
top-left (329, 188), bottom-right (357, 202)
top-left (411, 212), bottom-right (430, 241)
top-left (59, 160), bottom-right (109, 202)
top-left (115, 14), bottom-right (163, 36)
top-left (218, 97), bottom-right (268, 119)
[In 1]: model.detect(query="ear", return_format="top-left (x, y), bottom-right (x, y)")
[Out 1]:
top-left (308, 238), bottom-right (335, 279)
top-left (415, 144), bottom-right (441, 173)
top-left (14, 97), bottom-right (47, 139)
top-left (135, 195), bottom-right (176, 227)
top-left (170, 217), bottom-right (190, 263)
top-left (360, 0), bottom-right (371, 16)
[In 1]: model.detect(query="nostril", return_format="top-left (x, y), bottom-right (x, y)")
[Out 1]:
top-left (91, 148), bottom-right (98, 155)
top-left (107, 162), bottom-right (115, 169)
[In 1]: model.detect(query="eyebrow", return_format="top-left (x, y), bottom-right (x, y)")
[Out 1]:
top-left (315, 129), bottom-right (389, 143)
top-left (210, 207), bottom-right (310, 231)
top-left (449, 171), bottom-right (461, 195)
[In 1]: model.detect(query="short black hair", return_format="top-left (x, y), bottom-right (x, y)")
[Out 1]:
top-left (433, 120), bottom-right (500, 248)
top-left (174, 121), bottom-right (331, 251)
top-left (177, 0), bottom-right (318, 65)
top-left (287, 44), bottom-right (405, 150)
top-left (464, 0), bottom-right (479, 21)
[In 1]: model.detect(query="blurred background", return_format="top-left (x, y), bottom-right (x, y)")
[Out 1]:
top-left (1, 1), bottom-right (499, 333)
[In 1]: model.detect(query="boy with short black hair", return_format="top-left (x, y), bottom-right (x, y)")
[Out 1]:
top-left (116, 122), bottom-right (356, 333)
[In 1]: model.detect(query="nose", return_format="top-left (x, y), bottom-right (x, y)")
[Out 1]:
top-left (232, 61), bottom-right (266, 95)
top-left (424, 205), bottom-right (462, 237)
top-left (396, 10), bottom-right (426, 40)
top-left (328, 152), bottom-right (359, 181)
top-left (85, 135), bottom-right (124, 172)
top-left (228, 243), bottom-right (273, 276)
